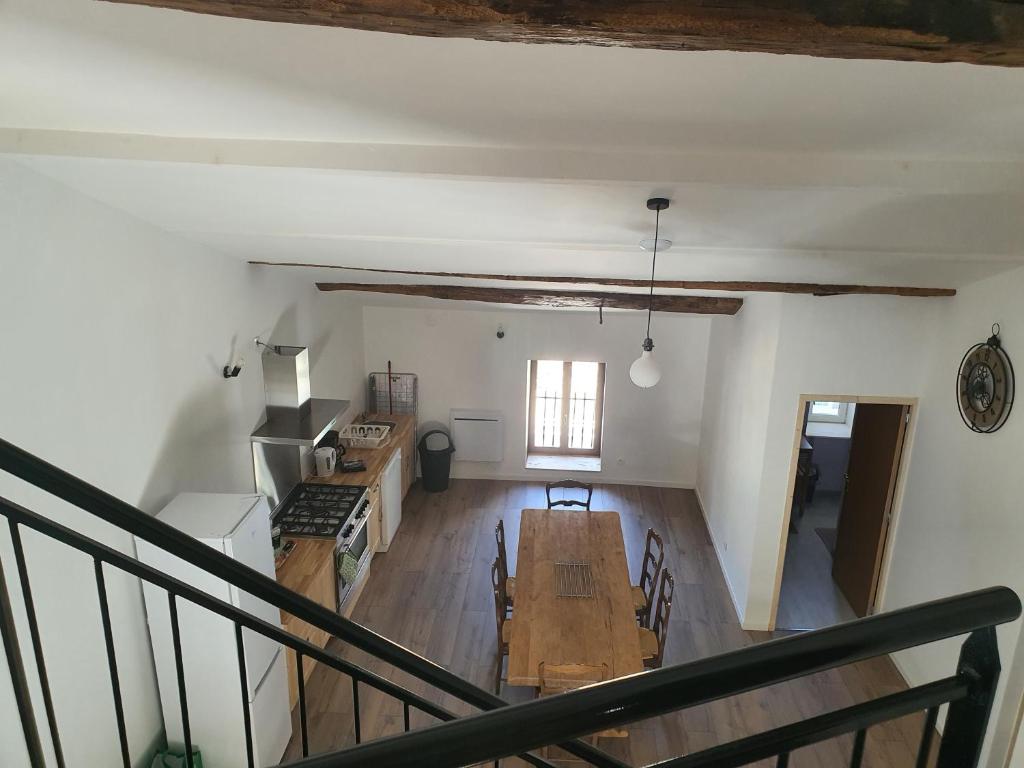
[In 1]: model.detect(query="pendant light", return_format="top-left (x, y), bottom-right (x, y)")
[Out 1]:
top-left (630, 197), bottom-right (669, 388)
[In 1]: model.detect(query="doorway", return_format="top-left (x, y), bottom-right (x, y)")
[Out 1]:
top-left (774, 397), bottom-right (913, 631)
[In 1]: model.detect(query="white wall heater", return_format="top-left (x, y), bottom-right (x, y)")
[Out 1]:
top-left (450, 409), bottom-right (504, 462)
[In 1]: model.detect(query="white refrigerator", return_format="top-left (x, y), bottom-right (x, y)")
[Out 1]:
top-left (136, 493), bottom-right (291, 767)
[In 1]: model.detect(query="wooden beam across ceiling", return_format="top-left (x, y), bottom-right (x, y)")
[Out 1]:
top-left (252, 261), bottom-right (956, 298)
top-left (315, 283), bottom-right (743, 315)
top-left (107, 1), bottom-right (1024, 67)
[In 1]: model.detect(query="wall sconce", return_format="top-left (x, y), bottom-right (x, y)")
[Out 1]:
top-left (223, 356), bottom-right (244, 378)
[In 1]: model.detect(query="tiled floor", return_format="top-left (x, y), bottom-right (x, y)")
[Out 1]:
top-left (777, 493), bottom-right (858, 631)
top-left (281, 480), bottom-right (935, 767)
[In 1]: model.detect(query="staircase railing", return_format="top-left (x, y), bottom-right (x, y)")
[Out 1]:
top-left (2, 436), bottom-right (1021, 768)
top-left (0, 437), bottom-right (607, 767)
top-left (291, 587), bottom-right (1018, 767)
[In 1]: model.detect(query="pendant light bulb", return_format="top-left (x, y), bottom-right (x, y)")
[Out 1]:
top-left (630, 339), bottom-right (661, 388)
top-left (631, 197), bottom-right (669, 389)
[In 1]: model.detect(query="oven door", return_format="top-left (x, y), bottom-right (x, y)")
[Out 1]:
top-left (336, 516), bottom-right (371, 608)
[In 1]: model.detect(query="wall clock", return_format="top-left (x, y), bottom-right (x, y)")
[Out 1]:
top-left (957, 324), bottom-right (1015, 434)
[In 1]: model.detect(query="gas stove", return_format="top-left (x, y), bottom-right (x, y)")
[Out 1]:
top-left (272, 482), bottom-right (368, 539)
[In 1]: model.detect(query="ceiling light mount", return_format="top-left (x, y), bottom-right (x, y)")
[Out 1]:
top-left (647, 197), bottom-right (670, 212)
top-left (639, 238), bottom-right (672, 252)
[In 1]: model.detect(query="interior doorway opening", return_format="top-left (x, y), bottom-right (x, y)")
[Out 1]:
top-left (773, 397), bottom-right (914, 632)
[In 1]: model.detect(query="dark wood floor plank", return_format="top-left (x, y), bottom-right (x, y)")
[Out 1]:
top-left (282, 479), bottom-right (927, 766)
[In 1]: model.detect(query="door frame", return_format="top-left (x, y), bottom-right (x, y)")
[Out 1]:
top-left (767, 394), bottom-right (919, 632)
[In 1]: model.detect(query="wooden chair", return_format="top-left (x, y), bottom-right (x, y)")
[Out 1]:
top-left (495, 519), bottom-right (515, 609)
top-left (491, 559), bottom-right (514, 693)
top-left (630, 528), bottom-right (665, 627)
top-left (638, 569), bottom-right (674, 669)
top-left (545, 480), bottom-right (594, 510)
top-left (537, 662), bottom-right (625, 761)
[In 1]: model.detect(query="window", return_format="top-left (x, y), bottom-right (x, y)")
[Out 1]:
top-left (808, 401), bottom-right (850, 423)
top-left (528, 360), bottom-right (605, 456)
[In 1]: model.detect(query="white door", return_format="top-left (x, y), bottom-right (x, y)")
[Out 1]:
top-left (380, 449), bottom-right (403, 551)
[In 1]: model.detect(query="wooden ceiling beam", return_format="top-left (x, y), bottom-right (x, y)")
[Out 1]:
top-left (253, 261), bottom-right (956, 298)
top-left (107, 1), bottom-right (1024, 67)
top-left (315, 283), bottom-right (743, 315)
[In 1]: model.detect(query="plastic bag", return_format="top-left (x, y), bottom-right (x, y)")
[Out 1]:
top-left (150, 749), bottom-right (203, 768)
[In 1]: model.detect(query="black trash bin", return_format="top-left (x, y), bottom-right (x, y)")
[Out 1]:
top-left (418, 429), bottom-right (455, 492)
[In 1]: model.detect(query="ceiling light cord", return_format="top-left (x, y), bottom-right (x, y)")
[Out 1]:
top-left (645, 207), bottom-right (660, 341)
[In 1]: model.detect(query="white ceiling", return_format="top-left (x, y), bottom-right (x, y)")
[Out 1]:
top-left (4, 0), bottom-right (1024, 293)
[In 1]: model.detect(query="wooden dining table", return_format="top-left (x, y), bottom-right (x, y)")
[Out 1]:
top-left (506, 509), bottom-right (645, 687)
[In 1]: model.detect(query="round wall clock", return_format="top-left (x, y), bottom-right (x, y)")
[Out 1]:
top-left (957, 324), bottom-right (1015, 434)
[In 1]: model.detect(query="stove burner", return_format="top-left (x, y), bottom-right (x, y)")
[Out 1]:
top-left (274, 482), bottom-right (367, 539)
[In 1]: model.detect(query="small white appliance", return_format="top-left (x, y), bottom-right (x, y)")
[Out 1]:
top-left (314, 446), bottom-right (337, 477)
top-left (136, 493), bottom-right (291, 768)
top-left (378, 449), bottom-right (403, 551)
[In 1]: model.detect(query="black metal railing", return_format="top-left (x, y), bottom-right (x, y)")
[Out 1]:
top-left (284, 588), bottom-right (1018, 768)
top-left (2, 435), bottom-right (1021, 768)
top-left (0, 495), bottom-right (542, 766)
top-left (0, 437), bottom-right (613, 767)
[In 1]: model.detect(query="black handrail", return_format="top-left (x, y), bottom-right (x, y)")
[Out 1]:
top-left (651, 676), bottom-right (966, 768)
top-left (0, 437), bottom-right (617, 767)
top-left (3, 436), bottom-right (1020, 768)
top-left (0, 496), bottom-right (448, 721)
top-left (281, 587), bottom-right (1021, 768)
top-left (0, 494), bottom-right (563, 768)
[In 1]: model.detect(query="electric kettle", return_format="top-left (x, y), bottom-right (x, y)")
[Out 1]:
top-left (314, 446), bottom-right (337, 477)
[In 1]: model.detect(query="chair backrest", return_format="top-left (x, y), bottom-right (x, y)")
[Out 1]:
top-left (495, 519), bottom-right (510, 584)
top-left (538, 662), bottom-right (609, 696)
top-left (637, 528), bottom-right (665, 625)
top-left (545, 480), bottom-right (594, 510)
top-left (649, 569), bottom-right (675, 668)
top-left (491, 558), bottom-right (509, 644)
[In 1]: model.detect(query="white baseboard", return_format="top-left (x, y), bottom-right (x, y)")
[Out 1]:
top-left (693, 486), bottom-right (756, 629)
top-left (441, 466), bottom-right (695, 489)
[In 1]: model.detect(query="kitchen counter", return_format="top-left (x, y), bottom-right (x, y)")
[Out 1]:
top-left (275, 538), bottom-right (335, 597)
top-left (274, 411), bottom-right (417, 624)
top-left (307, 412), bottom-right (417, 489)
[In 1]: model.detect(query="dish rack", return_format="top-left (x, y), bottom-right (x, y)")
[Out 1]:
top-left (338, 423), bottom-right (392, 449)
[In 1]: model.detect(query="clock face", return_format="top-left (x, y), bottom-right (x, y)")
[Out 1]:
top-left (957, 337), bottom-right (1014, 433)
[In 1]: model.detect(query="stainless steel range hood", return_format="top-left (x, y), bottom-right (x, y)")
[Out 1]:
top-left (250, 345), bottom-right (349, 447)
top-left (250, 345), bottom-right (350, 509)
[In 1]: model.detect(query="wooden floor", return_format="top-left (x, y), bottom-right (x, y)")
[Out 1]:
top-left (282, 480), bottom-right (935, 767)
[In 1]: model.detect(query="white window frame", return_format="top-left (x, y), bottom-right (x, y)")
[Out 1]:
top-left (807, 400), bottom-right (850, 424)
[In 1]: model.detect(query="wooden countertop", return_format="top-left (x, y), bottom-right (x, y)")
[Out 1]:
top-left (306, 412), bottom-right (416, 489)
top-left (275, 538), bottom-right (336, 596)
top-left (275, 412), bottom-right (416, 586)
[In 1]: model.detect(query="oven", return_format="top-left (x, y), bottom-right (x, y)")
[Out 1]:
top-left (336, 496), bottom-right (373, 609)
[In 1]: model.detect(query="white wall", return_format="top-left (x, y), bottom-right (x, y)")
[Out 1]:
top-left (362, 304), bottom-right (711, 486)
top-left (0, 159), bottom-right (365, 767)
top-left (748, 294), bottom-right (943, 629)
top-left (696, 295), bottom-right (782, 615)
top-left (880, 265), bottom-right (1024, 768)
top-left (697, 278), bottom-right (1024, 767)
top-left (697, 293), bottom-right (942, 628)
